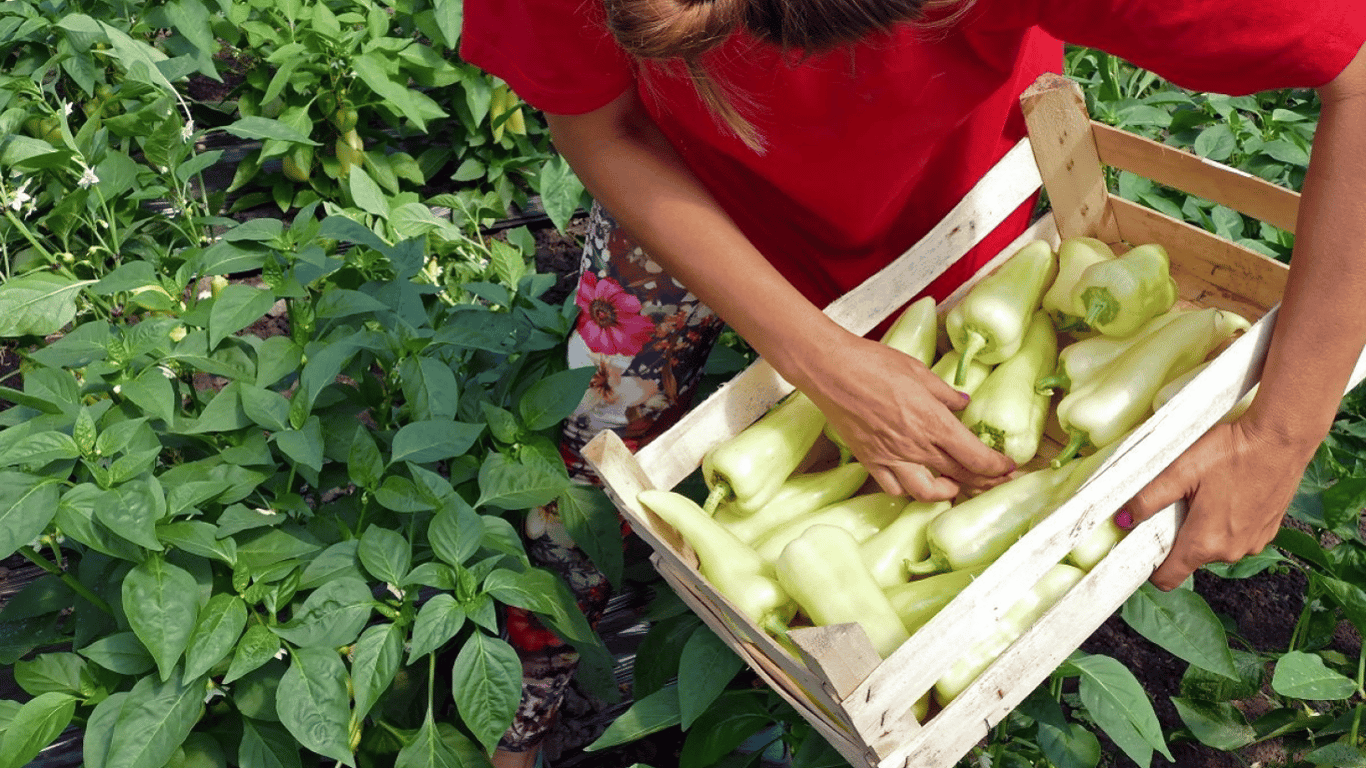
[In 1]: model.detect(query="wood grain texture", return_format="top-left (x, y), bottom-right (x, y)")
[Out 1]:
top-left (1020, 74), bottom-right (1120, 242)
top-left (1092, 121), bottom-right (1301, 233)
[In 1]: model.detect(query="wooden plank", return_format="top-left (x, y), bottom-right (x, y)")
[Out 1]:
top-left (1111, 197), bottom-right (1288, 313)
top-left (788, 624), bottom-right (887, 701)
top-left (882, 501), bottom-right (1181, 768)
top-left (632, 139), bottom-right (1045, 493)
top-left (1091, 121), bottom-right (1300, 234)
top-left (1019, 74), bottom-right (1120, 242)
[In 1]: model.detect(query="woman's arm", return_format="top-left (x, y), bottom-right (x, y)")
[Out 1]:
top-left (1127, 42), bottom-right (1366, 590)
top-left (545, 90), bottom-right (1017, 499)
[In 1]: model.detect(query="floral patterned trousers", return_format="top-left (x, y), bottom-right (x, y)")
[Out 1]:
top-left (499, 203), bottom-right (727, 753)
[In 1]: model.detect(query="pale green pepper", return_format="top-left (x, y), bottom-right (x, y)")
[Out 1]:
top-left (1035, 309), bottom-right (1189, 395)
top-left (1042, 236), bottom-right (1115, 333)
top-left (930, 349), bottom-right (992, 397)
top-left (753, 492), bottom-right (907, 562)
top-left (908, 465), bottom-right (1073, 575)
top-left (775, 524), bottom-right (911, 659)
top-left (1071, 243), bottom-right (1179, 337)
top-left (1052, 308), bottom-right (1251, 466)
top-left (934, 564), bottom-right (1086, 705)
top-left (859, 499), bottom-right (953, 588)
top-left (884, 566), bottom-right (986, 633)
top-left (945, 240), bottom-right (1057, 386)
top-left (958, 311), bottom-right (1057, 465)
top-left (715, 461), bottom-right (870, 544)
top-left (702, 392), bottom-right (826, 514)
top-left (638, 489), bottom-right (794, 630)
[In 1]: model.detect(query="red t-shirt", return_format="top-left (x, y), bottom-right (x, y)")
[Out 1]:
top-left (461, 0), bottom-right (1365, 307)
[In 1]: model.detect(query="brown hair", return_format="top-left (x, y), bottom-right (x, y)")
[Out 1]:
top-left (604, 0), bottom-right (974, 149)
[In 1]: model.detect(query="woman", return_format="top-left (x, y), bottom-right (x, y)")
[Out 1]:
top-left (462, 0), bottom-right (1366, 763)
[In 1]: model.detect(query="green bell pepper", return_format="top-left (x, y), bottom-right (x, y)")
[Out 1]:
top-left (884, 566), bottom-right (986, 634)
top-left (1052, 307), bottom-right (1251, 466)
top-left (1071, 243), bottom-right (1179, 337)
top-left (638, 489), bottom-right (795, 630)
top-left (774, 524), bottom-right (911, 659)
top-left (1035, 309), bottom-right (1189, 395)
top-left (859, 499), bottom-right (953, 588)
top-left (945, 240), bottom-right (1058, 386)
top-left (1042, 236), bottom-right (1115, 333)
top-left (702, 391), bottom-right (827, 514)
top-left (715, 461), bottom-right (870, 544)
top-left (958, 311), bottom-right (1058, 465)
top-left (753, 492), bottom-right (907, 562)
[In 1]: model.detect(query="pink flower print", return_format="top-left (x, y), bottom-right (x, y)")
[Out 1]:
top-left (576, 273), bottom-right (655, 356)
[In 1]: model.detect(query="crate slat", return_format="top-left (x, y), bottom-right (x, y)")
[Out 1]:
top-left (1091, 121), bottom-right (1301, 233)
top-left (1019, 74), bottom-right (1120, 242)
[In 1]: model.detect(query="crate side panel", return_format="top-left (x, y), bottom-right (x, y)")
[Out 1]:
top-left (1092, 122), bottom-right (1300, 234)
top-left (881, 503), bottom-right (1180, 768)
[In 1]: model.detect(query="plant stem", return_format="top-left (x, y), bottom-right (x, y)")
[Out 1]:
top-left (18, 545), bottom-right (114, 615)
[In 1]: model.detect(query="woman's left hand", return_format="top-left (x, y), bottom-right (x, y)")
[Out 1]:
top-left (1122, 418), bottom-right (1317, 591)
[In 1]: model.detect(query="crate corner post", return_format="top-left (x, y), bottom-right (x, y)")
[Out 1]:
top-left (1020, 74), bottom-right (1119, 243)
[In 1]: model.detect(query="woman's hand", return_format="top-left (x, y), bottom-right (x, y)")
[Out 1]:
top-left (1122, 417), bottom-right (1315, 591)
top-left (795, 333), bottom-right (1018, 501)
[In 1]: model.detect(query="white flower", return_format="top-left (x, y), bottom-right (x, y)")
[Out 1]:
top-left (77, 164), bottom-right (99, 189)
top-left (61, 102), bottom-right (72, 117)
top-left (181, 120), bottom-right (195, 142)
top-left (2, 179), bottom-right (31, 213)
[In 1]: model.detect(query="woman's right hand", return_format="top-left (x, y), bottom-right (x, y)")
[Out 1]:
top-left (793, 332), bottom-right (1018, 501)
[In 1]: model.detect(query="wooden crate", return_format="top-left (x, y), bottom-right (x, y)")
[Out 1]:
top-left (582, 74), bottom-right (1366, 768)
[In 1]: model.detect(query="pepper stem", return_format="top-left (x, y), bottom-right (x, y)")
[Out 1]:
top-left (1082, 288), bottom-right (1119, 331)
top-left (1050, 430), bottom-right (1089, 469)
top-left (703, 482), bottom-right (730, 516)
top-left (972, 424), bottom-right (1004, 452)
top-left (955, 330), bottom-right (989, 387)
top-left (1035, 371), bottom-right (1070, 396)
top-left (905, 555), bottom-right (943, 576)
top-left (762, 615), bottom-right (800, 657)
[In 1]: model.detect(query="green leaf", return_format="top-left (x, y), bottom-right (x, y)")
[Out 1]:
top-left (82, 690), bottom-right (128, 768)
top-left (1121, 584), bottom-right (1235, 678)
top-left (346, 430), bottom-right (384, 490)
top-left (0, 473), bottom-right (62, 559)
top-left (585, 684), bottom-right (681, 751)
top-left (428, 497), bottom-right (484, 566)
top-left (0, 432), bottom-right (81, 468)
top-left (1020, 691), bottom-right (1100, 768)
top-left (399, 356), bottom-right (461, 423)
top-left (450, 631), bottom-right (521, 754)
top-left (0, 691), bottom-right (78, 768)
top-left (519, 367), bottom-right (594, 432)
top-left (209, 284), bottom-right (276, 350)
top-left (408, 595), bottom-right (467, 663)
top-left (80, 632), bottom-right (156, 676)
top-left (298, 541), bottom-right (362, 590)
top-left (277, 648), bottom-right (354, 766)
top-left (348, 167), bottom-right (390, 219)
top-left (538, 155), bottom-right (585, 234)
top-left (1271, 650), bottom-right (1358, 700)
top-left (14, 653), bottom-right (88, 697)
top-left (223, 624), bottom-right (282, 684)
top-left (390, 420), bottom-right (485, 465)
top-left (476, 450), bottom-right (571, 510)
top-left (396, 713), bottom-right (465, 768)
top-left (224, 116), bottom-right (318, 144)
top-left (1302, 741), bottom-right (1366, 768)
top-left (101, 478), bottom-right (167, 551)
top-left (350, 623), bottom-right (403, 721)
top-left (102, 673), bottom-right (205, 768)
top-left (1171, 697), bottom-right (1255, 751)
top-left (242, 385), bottom-right (291, 432)
top-left (359, 526), bottom-right (412, 585)
top-left (183, 594), bottom-right (248, 682)
top-left (0, 273), bottom-right (89, 337)
top-left (1069, 653), bottom-right (1172, 767)
top-left (678, 625), bottom-right (744, 729)
top-left (121, 366), bottom-right (178, 425)
top-left (557, 485), bottom-right (623, 589)
top-left (239, 718), bottom-right (304, 768)
top-left (272, 577), bottom-right (374, 649)
top-left (374, 475), bottom-right (438, 512)
top-left (122, 556), bottom-right (200, 681)
top-left (1193, 124), bottom-right (1236, 162)
top-left (274, 416), bottom-right (324, 474)
top-left (678, 691), bottom-right (773, 768)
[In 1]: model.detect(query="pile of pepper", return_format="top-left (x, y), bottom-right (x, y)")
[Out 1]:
top-left (637, 236), bottom-right (1250, 716)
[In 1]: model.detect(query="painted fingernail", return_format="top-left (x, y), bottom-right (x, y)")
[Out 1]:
top-left (961, 392), bottom-right (972, 405)
top-left (1114, 508), bottom-right (1134, 530)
